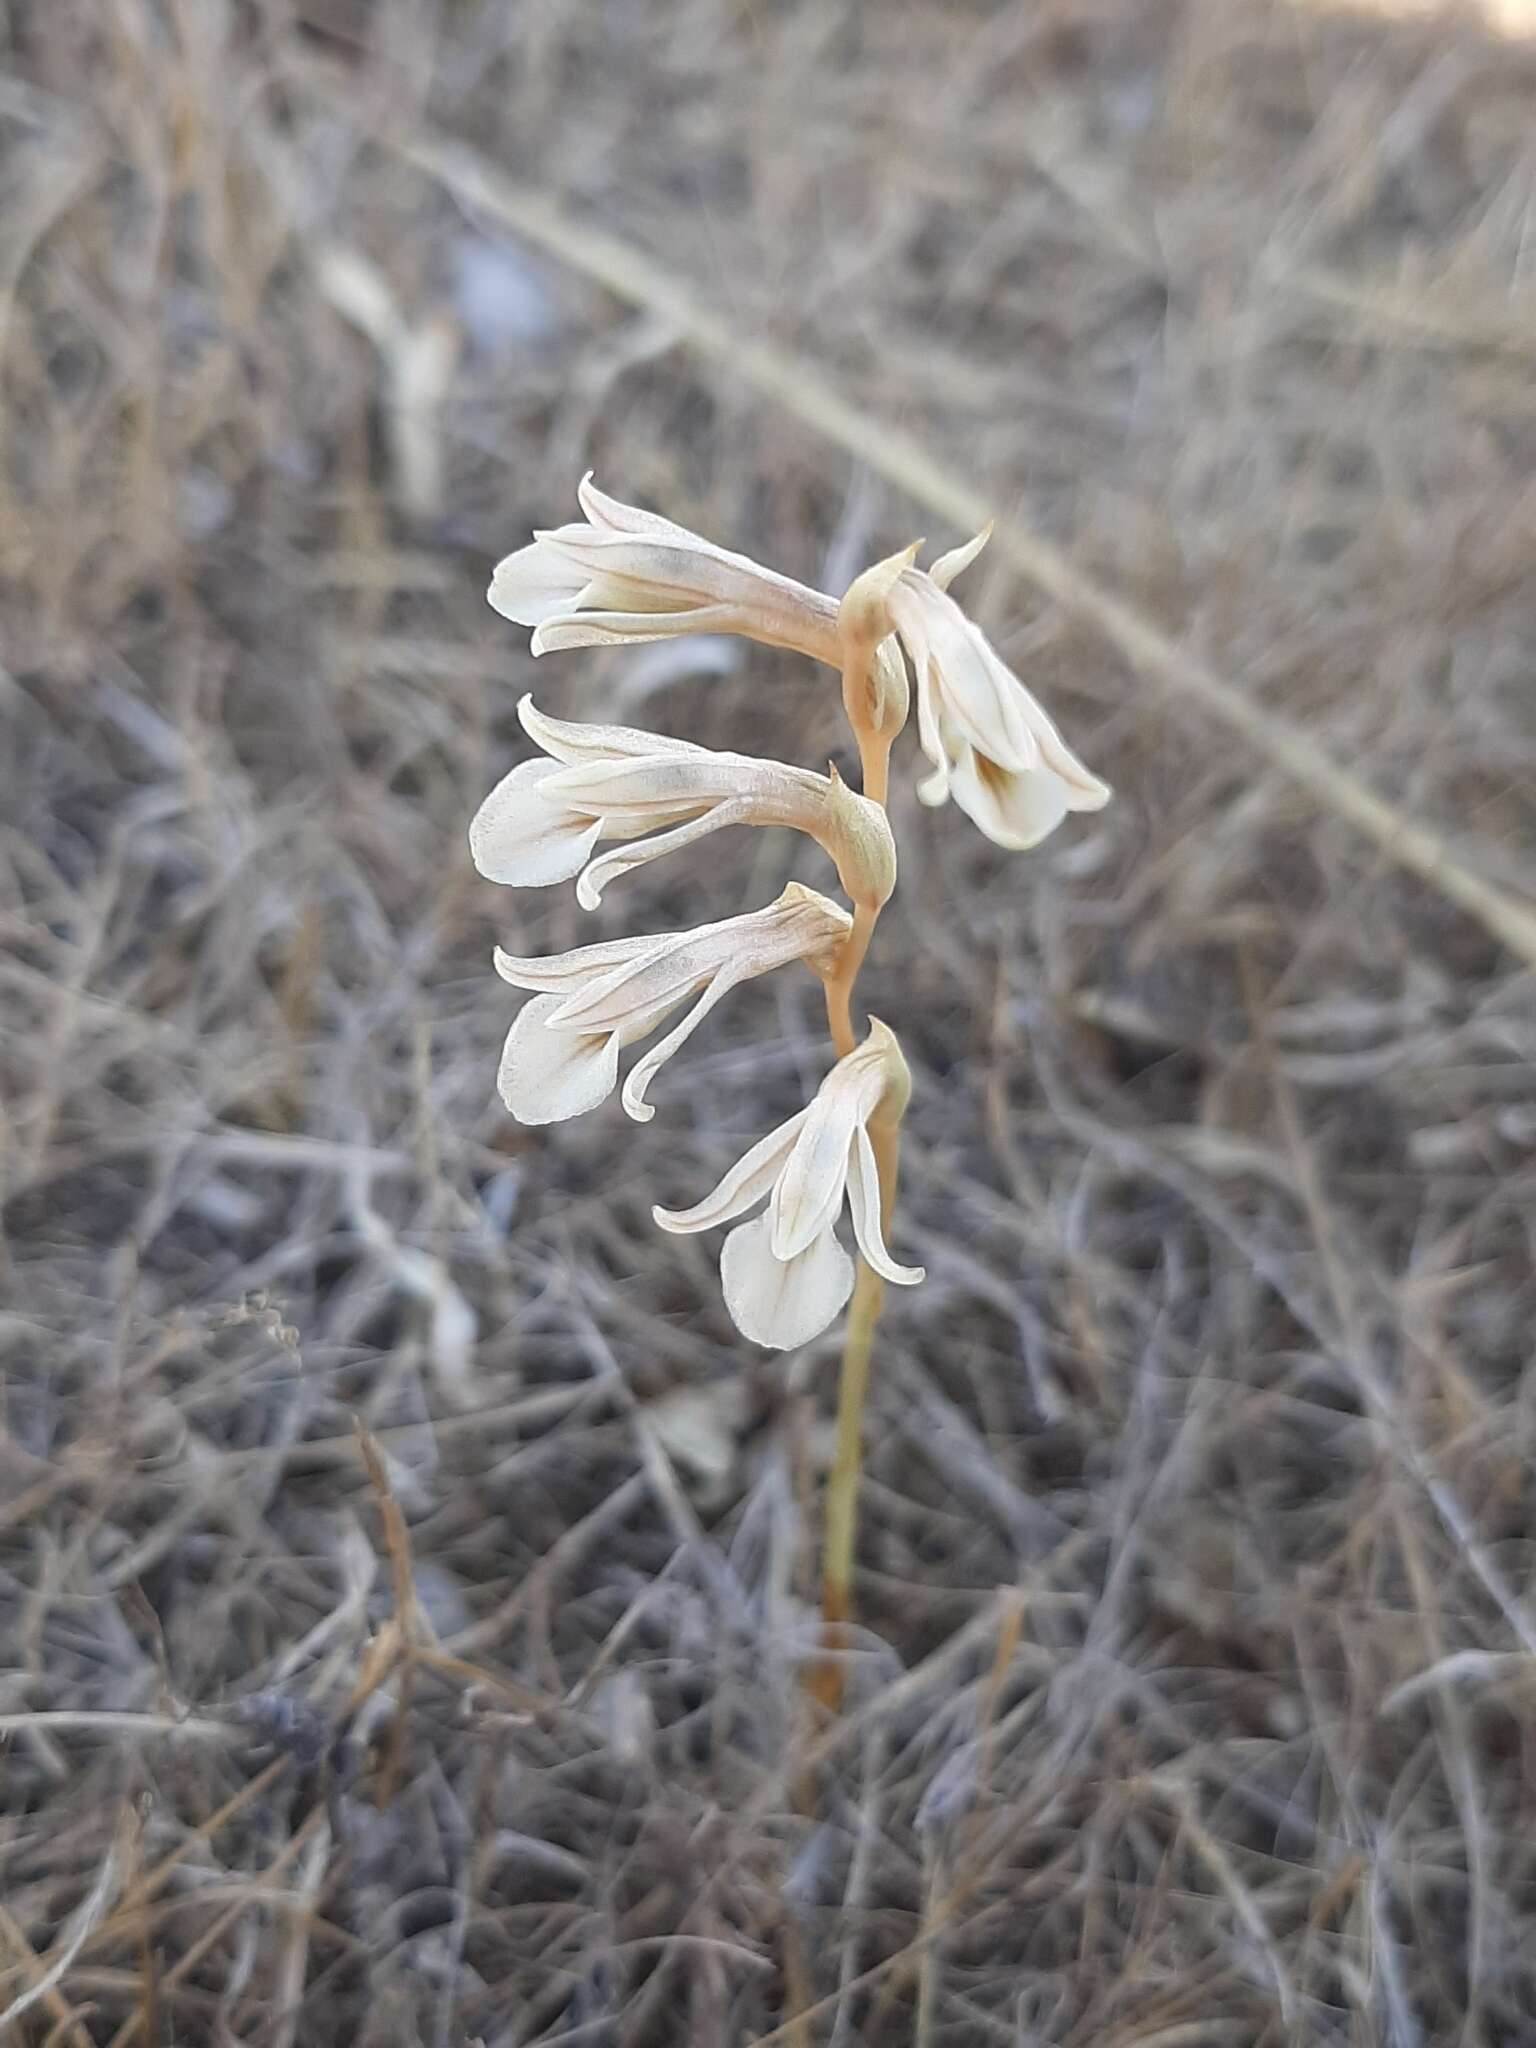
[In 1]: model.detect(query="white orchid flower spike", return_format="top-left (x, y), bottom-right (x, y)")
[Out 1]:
top-left (493, 884), bottom-right (851, 1126)
top-left (882, 530), bottom-right (1111, 851)
top-left (489, 473), bottom-right (842, 664)
top-left (470, 696), bottom-right (896, 912)
top-left (468, 474), bottom-right (1118, 1648)
top-left (654, 1019), bottom-right (924, 1350)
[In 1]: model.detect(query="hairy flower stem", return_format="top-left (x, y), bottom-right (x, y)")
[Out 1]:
top-left (812, 715), bottom-right (902, 1712)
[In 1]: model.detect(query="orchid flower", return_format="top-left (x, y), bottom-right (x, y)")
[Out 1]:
top-left (489, 473), bottom-right (842, 664)
top-left (470, 696), bottom-right (896, 912)
top-left (493, 883), bottom-right (851, 1125)
top-left (881, 530), bottom-right (1111, 851)
top-left (653, 1019), bottom-right (924, 1350)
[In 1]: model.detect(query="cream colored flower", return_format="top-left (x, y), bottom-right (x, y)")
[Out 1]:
top-left (654, 1019), bottom-right (923, 1350)
top-left (489, 473), bottom-right (842, 664)
top-left (492, 884), bottom-right (850, 1126)
top-left (882, 531), bottom-right (1111, 851)
top-left (470, 696), bottom-right (896, 912)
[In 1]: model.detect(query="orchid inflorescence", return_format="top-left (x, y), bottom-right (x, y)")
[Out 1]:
top-left (470, 474), bottom-right (1109, 1352)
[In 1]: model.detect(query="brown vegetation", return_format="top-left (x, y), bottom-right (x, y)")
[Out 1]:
top-left (3, 1), bottom-right (1536, 2041)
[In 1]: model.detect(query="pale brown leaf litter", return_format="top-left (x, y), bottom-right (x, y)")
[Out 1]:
top-left (3, 2), bottom-right (1536, 2041)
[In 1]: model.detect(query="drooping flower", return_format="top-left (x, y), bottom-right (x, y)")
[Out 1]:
top-left (654, 1019), bottom-right (924, 1350)
top-left (880, 530), bottom-right (1111, 851)
top-left (492, 883), bottom-right (851, 1125)
top-left (489, 473), bottom-right (842, 664)
top-left (470, 696), bottom-right (896, 912)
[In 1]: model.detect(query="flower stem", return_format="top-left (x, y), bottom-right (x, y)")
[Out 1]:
top-left (811, 713), bottom-right (902, 1712)
top-left (810, 1097), bottom-right (903, 1710)
top-left (823, 724), bottom-right (891, 1055)
top-left (861, 731), bottom-right (892, 810)
top-left (820, 1265), bottom-right (882, 1610)
top-left (824, 902), bottom-right (874, 1058)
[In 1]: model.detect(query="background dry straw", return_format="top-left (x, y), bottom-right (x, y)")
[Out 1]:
top-left (3, 1), bottom-right (1536, 2042)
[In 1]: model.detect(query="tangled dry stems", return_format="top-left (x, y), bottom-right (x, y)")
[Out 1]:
top-left (3, 1), bottom-right (1536, 2042)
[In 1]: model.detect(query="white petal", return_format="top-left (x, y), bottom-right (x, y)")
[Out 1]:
top-left (927, 524), bottom-right (992, 592)
top-left (551, 905), bottom-right (796, 1032)
top-left (576, 803), bottom-right (740, 911)
top-left (554, 889), bottom-right (844, 1034)
top-left (956, 647), bottom-right (1111, 804)
top-left (949, 748), bottom-right (1071, 852)
top-left (541, 945), bottom-right (697, 1032)
top-left (941, 624), bottom-right (1108, 812)
top-left (913, 665), bottom-right (954, 807)
top-left (551, 751), bottom-right (819, 814)
top-left (768, 1086), bottom-right (863, 1261)
top-left (652, 1108), bottom-right (810, 1234)
top-left (494, 933), bottom-right (658, 995)
top-left (548, 538), bottom-right (719, 592)
top-left (620, 970), bottom-right (738, 1123)
top-left (545, 753), bottom-right (734, 818)
top-left (487, 540), bottom-right (584, 627)
top-left (578, 471), bottom-right (690, 542)
top-left (720, 1215), bottom-right (854, 1350)
top-left (1031, 720), bottom-right (1112, 810)
top-left (470, 758), bottom-right (603, 886)
top-left (531, 604), bottom-right (744, 656)
top-left (845, 1126), bottom-right (925, 1286)
top-left (582, 474), bottom-right (837, 612)
top-left (498, 995), bottom-right (618, 1124)
top-left (892, 578), bottom-right (1044, 775)
top-left (517, 694), bottom-right (708, 766)
top-left (944, 621), bottom-right (1045, 774)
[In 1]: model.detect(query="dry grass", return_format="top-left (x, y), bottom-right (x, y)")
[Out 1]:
top-left (3, 1), bottom-right (1536, 2042)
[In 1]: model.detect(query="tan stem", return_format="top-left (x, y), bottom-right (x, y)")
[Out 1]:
top-left (824, 901), bottom-right (875, 1058)
top-left (811, 1099), bottom-right (903, 1711)
top-left (823, 707), bottom-right (892, 1054)
top-left (811, 705), bottom-right (903, 1713)
top-left (861, 733), bottom-right (892, 809)
top-left (821, 1262), bottom-right (883, 1626)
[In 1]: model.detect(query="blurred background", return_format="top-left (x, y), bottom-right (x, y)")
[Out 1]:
top-left (4, 2), bottom-right (1536, 2042)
